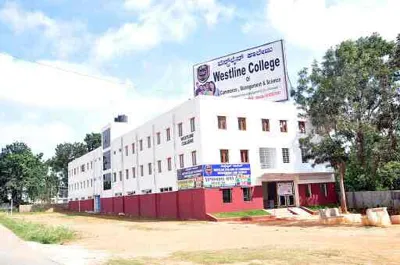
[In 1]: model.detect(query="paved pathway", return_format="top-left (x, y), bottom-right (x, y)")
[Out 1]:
top-left (0, 224), bottom-right (60, 265)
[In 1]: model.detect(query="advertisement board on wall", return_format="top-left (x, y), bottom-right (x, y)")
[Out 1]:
top-left (277, 182), bottom-right (293, 195)
top-left (202, 164), bottom-right (251, 188)
top-left (177, 164), bottom-right (251, 190)
top-left (193, 40), bottom-right (288, 102)
top-left (177, 165), bottom-right (203, 190)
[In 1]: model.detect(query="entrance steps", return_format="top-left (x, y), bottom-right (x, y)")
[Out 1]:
top-left (265, 207), bottom-right (312, 219)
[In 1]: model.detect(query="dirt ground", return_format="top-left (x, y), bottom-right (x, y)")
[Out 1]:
top-left (12, 213), bottom-right (400, 264)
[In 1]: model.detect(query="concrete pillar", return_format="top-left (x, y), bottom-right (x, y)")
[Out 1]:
top-left (293, 176), bottom-right (300, 207)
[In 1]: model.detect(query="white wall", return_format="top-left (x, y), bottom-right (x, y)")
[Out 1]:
top-left (68, 147), bottom-right (102, 201)
top-left (198, 96), bottom-right (332, 185)
top-left (68, 96), bottom-right (332, 201)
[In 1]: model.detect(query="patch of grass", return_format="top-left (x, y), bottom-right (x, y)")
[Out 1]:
top-left (106, 259), bottom-right (146, 265)
top-left (172, 248), bottom-right (345, 265)
top-left (0, 214), bottom-right (75, 244)
top-left (305, 204), bottom-right (339, 211)
top-left (106, 247), bottom-right (380, 265)
top-left (213, 209), bottom-right (269, 218)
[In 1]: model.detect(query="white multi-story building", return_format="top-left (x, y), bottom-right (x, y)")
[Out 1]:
top-left (68, 96), bottom-right (336, 218)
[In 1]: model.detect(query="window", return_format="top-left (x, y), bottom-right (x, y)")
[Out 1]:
top-left (320, 183), bottom-right (328, 197)
top-left (157, 160), bottom-right (162, 173)
top-left (113, 172), bottom-right (116, 182)
top-left (142, 189), bottom-right (152, 194)
top-left (280, 120), bottom-right (288, 132)
top-left (238, 117), bottom-right (246, 130)
top-left (132, 143), bottom-right (135, 154)
top-left (139, 139), bottom-right (143, 151)
top-left (179, 154), bottom-right (184, 168)
top-left (282, 148), bottom-right (290, 163)
top-left (259, 148), bottom-right (277, 169)
top-left (81, 164), bottom-right (85, 172)
top-left (87, 180), bottom-right (89, 187)
top-left (103, 150), bottom-right (111, 170)
top-left (222, 189), bottom-right (232, 203)
top-left (83, 181), bottom-right (85, 189)
top-left (147, 136), bottom-right (151, 148)
top-left (132, 167), bottom-right (136, 178)
top-left (102, 128), bottom-right (111, 149)
top-left (125, 169), bottom-right (129, 179)
top-left (160, 187), bottom-right (173, 192)
top-left (306, 184), bottom-right (312, 198)
top-left (191, 151), bottom-right (197, 166)
top-left (167, 157), bottom-right (172, 171)
top-left (300, 147), bottom-right (308, 163)
top-left (218, 116), bottom-right (227, 129)
top-left (90, 161), bottom-right (93, 169)
top-left (91, 179), bottom-right (93, 187)
top-left (190, 117), bottom-right (195, 132)
top-left (74, 168), bottom-right (76, 175)
top-left (114, 151), bottom-right (116, 155)
top-left (262, 119), bottom-right (270, 132)
top-left (140, 165), bottom-right (144, 176)
top-left (125, 145), bottom-right (128, 156)
top-left (243, 187), bottom-right (252, 201)
top-left (103, 173), bottom-right (111, 190)
top-left (220, 149), bottom-right (229, 163)
top-left (166, 128), bottom-right (171, 141)
top-left (87, 163), bottom-right (89, 170)
top-left (240, 150), bottom-right (249, 163)
top-left (119, 171), bottom-right (122, 181)
top-left (148, 163), bottom-right (152, 175)
top-left (156, 132), bottom-right (161, 145)
top-left (298, 121), bottom-right (306, 133)
top-left (178, 123), bottom-right (183, 137)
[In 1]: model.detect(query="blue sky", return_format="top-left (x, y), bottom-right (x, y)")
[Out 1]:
top-left (0, 0), bottom-right (398, 157)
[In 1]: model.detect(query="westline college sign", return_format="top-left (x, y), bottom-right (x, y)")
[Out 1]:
top-left (193, 40), bottom-right (288, 102)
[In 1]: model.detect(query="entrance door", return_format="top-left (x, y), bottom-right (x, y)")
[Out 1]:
top-left (94, 195), bottom-right (101, 213)
top-left (278, 194), bottom-right (295, 207)
top-left (277, 182), bottom-right (295, 207)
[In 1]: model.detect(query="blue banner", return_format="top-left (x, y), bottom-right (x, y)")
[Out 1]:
top-left (177, 165), bottom-right (203, 180)
top-left (202, 164), bottom-right (251, 177)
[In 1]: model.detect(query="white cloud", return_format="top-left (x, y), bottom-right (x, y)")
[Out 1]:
top-left (0, 53), bottom-right (131, 110)
top-left (0, 2), bottom-right (89, 58)
top-left (0, 52), bottom-right (189, 156)
top-left (0, 120), bottom-right (76, 158)
top-left (124, 0), bottom-right (153, 10)
top-left (93, 0), bottom-right (234, 61)
top-left (245, 0), bottom-right (399, 51)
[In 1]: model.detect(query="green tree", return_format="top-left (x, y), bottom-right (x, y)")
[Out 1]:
top-left (376, 162), bottom-right (400, 190)
top-left (84, 133), bottom-right (101, 152)
top-left (0, 142), bottom-right (47, 205)
top-left (292, 33), bottom-right (400, 212)
top-left (49, 142), bottom-right (87, 189)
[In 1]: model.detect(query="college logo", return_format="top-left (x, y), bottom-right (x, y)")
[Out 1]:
top-left (197, 64), bottom-right (210, 83)
top-left (204, 165), bottom-right (213, 175)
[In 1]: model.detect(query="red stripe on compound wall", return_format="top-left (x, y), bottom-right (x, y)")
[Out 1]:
top-left (204, 186), bottom-right (263, 213)
top-left (113, 197), bottom-right (124, 214)
top-left (68, 200), bottom-right (93, 212)
top-left (124, 195), bottom-right (140, 217)
top-left (156, 192), bottom-right (178, 219)
top-left (81, 199), bottom-right (94, 212)
top-left (177, 189), bottom-right (206, 220)
top-left (68, 201), bottom-right (79, 211)
top-left (101, 197), bottom-right (114, 214)
top-left (140, 194), bottom-right (157, 218)
top-left (299, 183), bottom-right (338, 206)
